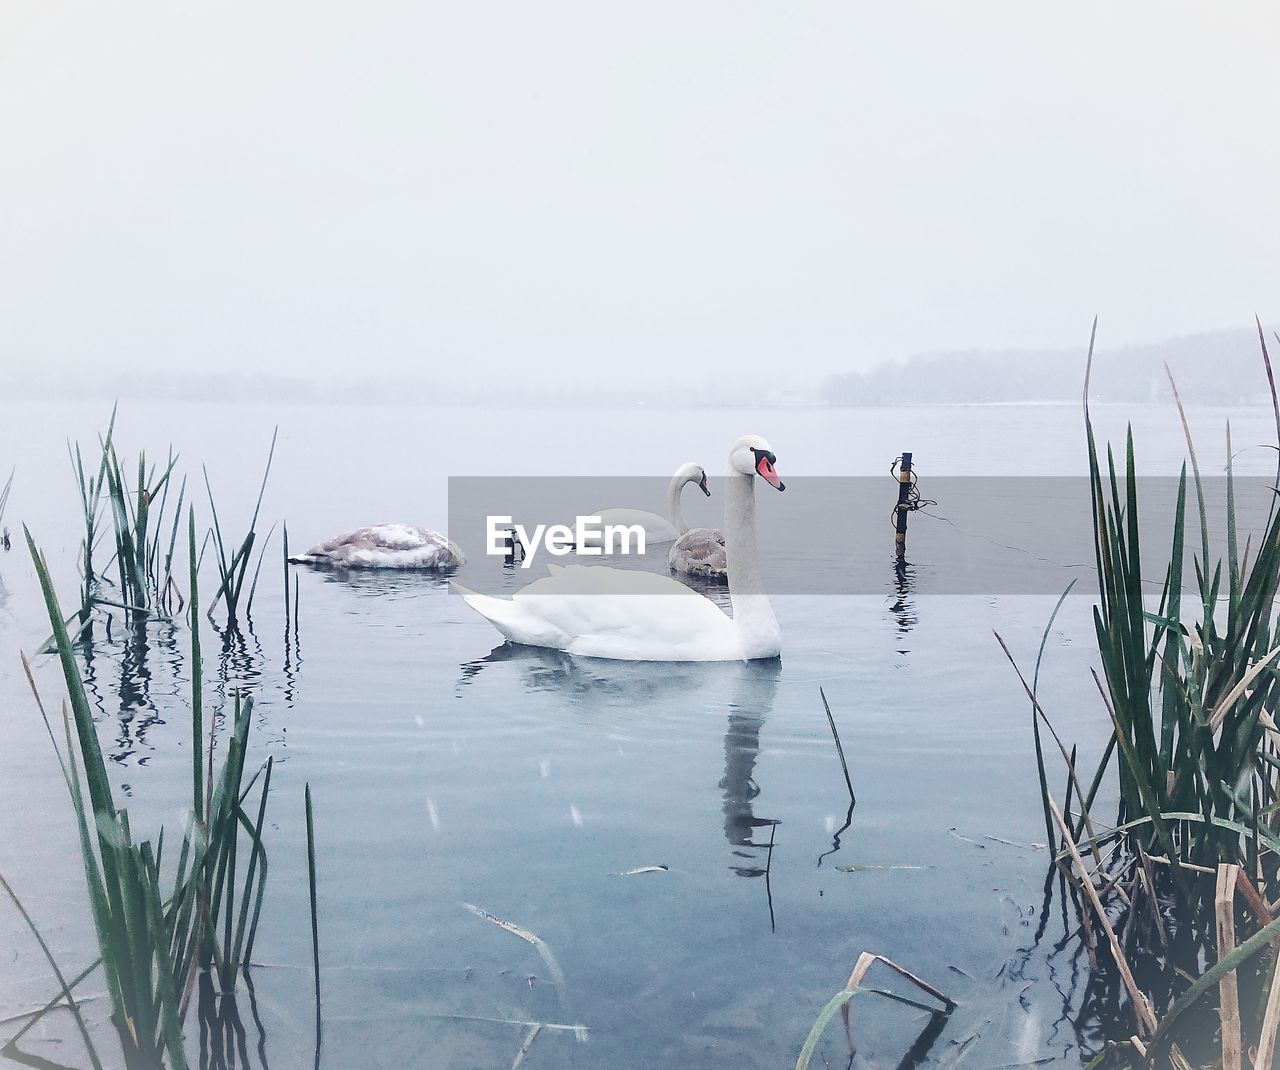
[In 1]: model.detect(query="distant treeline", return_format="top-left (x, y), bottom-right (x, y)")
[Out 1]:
top-left (824, 327), bottom-right (1273, 406)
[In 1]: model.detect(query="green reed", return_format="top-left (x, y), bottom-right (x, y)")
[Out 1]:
top-left (305, 782), bottom-right (321, 1059)
top-left (15, 521), bottom-right (276, 1068)
top-left (1015, 322), bottom-right (1280, 1068)
top-left (204, 426), bottom-right (277, 629)
top-left (103, 443), bottom-right (181, 613)
top-left (1072, 325), bottom-right (1280, 900)
top-left (69, 407), bottom-right (189, 618)
top-left (69, 406), bottom-right (116, 617)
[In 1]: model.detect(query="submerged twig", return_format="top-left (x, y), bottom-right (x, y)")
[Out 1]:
top-left (510, 1024), bottom-right (542, 1069)
top-left (1048, 794), bottom-right (1156, 1037)
top-left (462, 902), bottom-right (567, 988)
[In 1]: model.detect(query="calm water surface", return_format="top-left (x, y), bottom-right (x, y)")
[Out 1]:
top-left (0, 400), bottom-right (1272, 1068)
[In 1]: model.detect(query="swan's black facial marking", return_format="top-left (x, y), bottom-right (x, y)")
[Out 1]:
top-left (698, 472), bottom-right (711, 497)
top-left (749, 448), bottom-right (785, 491)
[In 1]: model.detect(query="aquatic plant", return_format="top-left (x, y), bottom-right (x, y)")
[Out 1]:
top-left (103, 443), bottom-right (182, 614)
top-left (69, 407), bottom-right (189, 619)
top-left (10, 523), bottom-right (276, 1068)
top-left (69, 409), bottom-right (116, 618)
top-left (204, 426), bottom-right (277, 629)
top-left (306, 782), bottom-right (321, 1062)
top-left (1008, 322), bottom-right (1280, 1068)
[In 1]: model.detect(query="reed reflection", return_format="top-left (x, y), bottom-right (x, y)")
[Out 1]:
top-left (70, 596), bottom-right (293, 766)
top-left (282, 590), bottom-right (301, 707)
top-left (198, 970), bottom-right (271, 1070)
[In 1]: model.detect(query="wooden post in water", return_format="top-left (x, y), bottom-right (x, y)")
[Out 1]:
top-left (894, 452), bottom-right (913, 560)
top-left (502, 526), bottom-right (525, 566)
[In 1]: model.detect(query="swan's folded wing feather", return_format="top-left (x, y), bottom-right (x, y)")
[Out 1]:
top-left (457, 586), bottom-right (573, 648)
top-left (513, 566), bottom-right (738, 660)
top-left (459, 565), bottom-right (739, 660)
top-left (300, 524), bottom-right (465, 569)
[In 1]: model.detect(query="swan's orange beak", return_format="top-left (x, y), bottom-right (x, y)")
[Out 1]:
top-left (756, 454), bottom-right (785, 491)
top-left (698, 474), bottom-right (711, 497)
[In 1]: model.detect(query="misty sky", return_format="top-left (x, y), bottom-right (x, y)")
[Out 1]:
top-left (2, 3), bottom-right (1278, 394)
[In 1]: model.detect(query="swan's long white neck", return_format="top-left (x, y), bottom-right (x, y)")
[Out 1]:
top-left (724, 469), bottom-right (781, 659)
top-left (666, 473), bottom-right (690, 534)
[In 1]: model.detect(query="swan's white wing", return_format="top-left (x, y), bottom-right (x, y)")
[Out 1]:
top-left (294, 524), bottom-right (465, 569)
top-left (456, 588), bottom-right (574, 648)
top-left (460, 565), bottom-right (741, 661)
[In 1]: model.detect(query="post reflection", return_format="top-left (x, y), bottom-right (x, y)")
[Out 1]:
top-left (889, 555), bottom-right (917, 641)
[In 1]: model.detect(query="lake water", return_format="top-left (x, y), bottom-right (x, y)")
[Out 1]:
top-left (0, 399), bottom-right (1273, 1068)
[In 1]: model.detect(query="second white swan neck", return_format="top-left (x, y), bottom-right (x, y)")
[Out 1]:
top-left (666, 472), bottom-right (691, 534)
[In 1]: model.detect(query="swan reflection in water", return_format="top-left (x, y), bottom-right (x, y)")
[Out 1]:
top-left (720, 660), bottom-right (780, 878)
top-left (459, 644), bottom-right (780, 881)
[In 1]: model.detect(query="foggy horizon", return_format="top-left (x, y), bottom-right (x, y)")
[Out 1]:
top-left (3, 3), bottom-right (1279, 396)
top-left (5, 320), bottom-right (1276, 409)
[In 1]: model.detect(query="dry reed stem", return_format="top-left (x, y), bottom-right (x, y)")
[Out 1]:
top-left (1145, 855), bottom-right (1216, 876)
top-left (839, 952), bottom-right (877, 1051)
top-left (1216, 864), bottom-right (1242, 1070)
top-left (1255, 950), bottom-right (1280, 1070)
top-left (836, 951), bottom-right (955, 1055)
top-left (462, 903), bottom-right (567, 988)
top-left (1209, 646), bottom-right (1280, 730)
top-left (1091, 853), bottom-right (1136, 909)
top-left (1136, 845), bottom-right (1169, 951)
top-left (1131, 1033), bottom-right (1195, 1070)
top-left (1257, 708), bottom-right (1280, 755)
top-left (1237, 869), bottom-right (1274, 927)
top-left (510, 1024), bottom-right (542, 1069)
top-left (1048, 795), bottom-right (1157, 1036)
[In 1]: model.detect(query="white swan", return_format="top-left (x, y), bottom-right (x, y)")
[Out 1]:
top-left (288, 524), bottom-right (465, 570)
top-left (589, 462), bottom-right (710, 546)
top-left (458, 435), bottom-right (784, 661)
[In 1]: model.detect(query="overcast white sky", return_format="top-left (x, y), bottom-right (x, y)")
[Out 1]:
top-left (2, 3), bottom-right (1277, 393)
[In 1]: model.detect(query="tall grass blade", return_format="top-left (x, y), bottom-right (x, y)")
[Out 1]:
top-left (188, 508), bottom-right (203, 822)
top-left (818, 688), bottom-right (855, 806)
top-left (306, 782), bottom-right (321, 1062)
